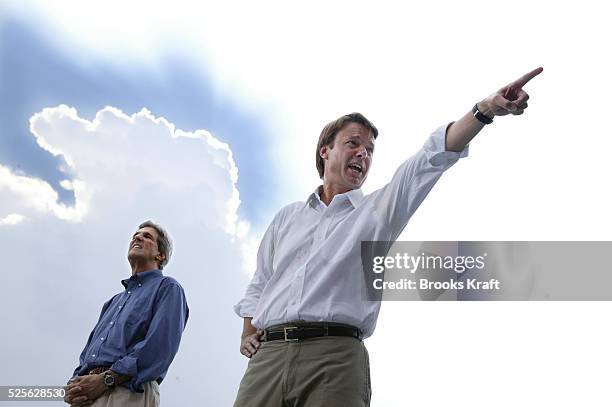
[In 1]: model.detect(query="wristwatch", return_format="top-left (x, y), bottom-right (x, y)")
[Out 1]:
top-left (472, 103), bottom-right (494, 124)
top-left (102, 371), bottom-right (116, 389)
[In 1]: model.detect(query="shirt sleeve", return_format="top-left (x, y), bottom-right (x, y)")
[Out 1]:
top-left (72, 296), bottom-right (115, 378)
top-left (233, 211), bottom-right (278, 318)
top-left (371, 123), bottom-right (469, 240)
top-left (110, 281), bottom-right (189, 392)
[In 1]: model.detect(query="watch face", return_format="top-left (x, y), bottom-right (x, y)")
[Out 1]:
top-left (104, 373), bottom-right (115, 387)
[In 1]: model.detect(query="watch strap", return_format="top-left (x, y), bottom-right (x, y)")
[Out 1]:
top-left (472, 103), bottom-right (494, 124)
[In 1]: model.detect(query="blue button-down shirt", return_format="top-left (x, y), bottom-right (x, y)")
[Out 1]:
top-left (73, 270), bottom-right (189, 392)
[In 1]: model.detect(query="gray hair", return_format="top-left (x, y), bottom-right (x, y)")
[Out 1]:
top-left (138, 220), bottom-right (173, 270)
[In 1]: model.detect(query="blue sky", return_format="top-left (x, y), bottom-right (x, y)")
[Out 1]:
top-left (0, 17), bottom-right (281, 226)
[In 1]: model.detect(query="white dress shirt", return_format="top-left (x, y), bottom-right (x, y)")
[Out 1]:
top-left (234, 124), bottom-right (469, 338)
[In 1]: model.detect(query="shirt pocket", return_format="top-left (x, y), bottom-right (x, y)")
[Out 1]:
top-left (121, 296), bottom-right (152, 340)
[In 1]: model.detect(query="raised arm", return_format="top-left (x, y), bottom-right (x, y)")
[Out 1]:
top-left (445, 67), bottom-right (543, 152)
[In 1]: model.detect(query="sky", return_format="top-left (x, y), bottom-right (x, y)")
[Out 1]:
top-left (1, 1), bottom-right (612, 406)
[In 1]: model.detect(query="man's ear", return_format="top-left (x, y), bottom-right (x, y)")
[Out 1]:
top-left (156, 253), bottom-right (166, 263)
top-left (320, 145), bottom-right (328, 160)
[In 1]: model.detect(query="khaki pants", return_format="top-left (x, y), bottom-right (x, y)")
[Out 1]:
top-left (234, 335), bottom-right (371, 407)
top-left (90, 381), bottom-right (160, 407)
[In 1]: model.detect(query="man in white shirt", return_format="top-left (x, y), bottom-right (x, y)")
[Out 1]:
top-left (233, 68), bottom-right (543, 406)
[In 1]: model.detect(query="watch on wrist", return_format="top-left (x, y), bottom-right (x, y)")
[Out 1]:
top-left (472, 103), bottom-right (494, 124)
top-left (103, 371), bottom-right (116, 388)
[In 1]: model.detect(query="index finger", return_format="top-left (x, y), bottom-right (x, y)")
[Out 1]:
top-left (512, 67), bottom-right (543, 88)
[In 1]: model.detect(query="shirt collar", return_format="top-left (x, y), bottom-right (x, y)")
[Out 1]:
top-left (345, 188), bottom-right (364, 208)
top-left (304, 187), bottom-right (322, 208)
top-left (305, 186), bottom-right (364, 209)
top-left (121, 269), bottom-right (163, 288)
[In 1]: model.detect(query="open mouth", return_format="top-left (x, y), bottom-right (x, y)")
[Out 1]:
top-left (347, 163), bottom-right (363, 174)
top-left (131, 243), bottom-right (142, 249)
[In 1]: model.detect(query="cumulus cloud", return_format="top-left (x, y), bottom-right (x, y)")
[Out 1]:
top-left (0, 105), bottom-right (256, 405)
top-left (0, 163), bottom-right (86, 222)
top-left (27, 105), bottom-right (244, 233)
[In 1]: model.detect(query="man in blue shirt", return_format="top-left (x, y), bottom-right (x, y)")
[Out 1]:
top-left (64, 220), bottom-right (189, 407)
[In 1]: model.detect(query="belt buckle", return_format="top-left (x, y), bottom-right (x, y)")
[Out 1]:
top-left (283, 326), bottom-right (299, 342)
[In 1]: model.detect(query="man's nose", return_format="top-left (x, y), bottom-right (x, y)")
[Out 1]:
top-left (356, 146), bottom-right (368, 158)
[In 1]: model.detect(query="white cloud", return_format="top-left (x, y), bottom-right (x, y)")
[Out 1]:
top-left (0, 105), bottom-right (256, 405)
top-left (0, 213), bottom-right (25, 225)
top-left (0, 163), bottom-right (88, 222)
top-left (27, 104), bottom-right (247, 235)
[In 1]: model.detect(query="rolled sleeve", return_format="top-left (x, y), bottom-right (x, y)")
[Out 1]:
top-left (234, 274), bottom-right (266, 317)
top-left (233, 298), bottom-right (257, 318)
top-left (423, 122), bottom-right (469, 167)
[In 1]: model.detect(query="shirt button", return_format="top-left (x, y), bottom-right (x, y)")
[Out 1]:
top-left (138, 283), bottom-right (142, 287)
top-left (92, 354), bottom-right (96, 357)
top-left (127, 291), bottom-right (131, 294)
top-left (100, 337), bottom-right (105, 341)
top-left (118, 305), bottom-right (122, 309)
top-left (110, 321), bottom-right (114, 325)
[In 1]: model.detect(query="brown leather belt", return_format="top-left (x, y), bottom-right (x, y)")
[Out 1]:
top-left (88, 366), bottom-right (110, 375)
top-left (263, 322), bottom-right (362, 342)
